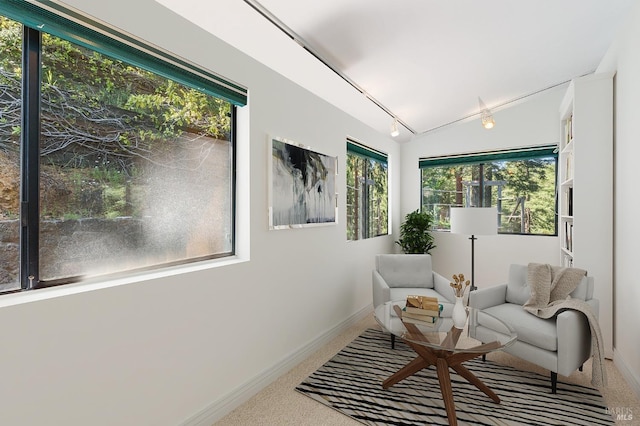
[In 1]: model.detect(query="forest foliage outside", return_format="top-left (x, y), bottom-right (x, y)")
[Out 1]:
top-left (421, 157), bottom-right (556, 235)
top-left (346, 153), bottom-right (388, 240)
top-left (0, 16), bottom-right (234, 286)
top-left (0, 16), bottom-right (231, 221)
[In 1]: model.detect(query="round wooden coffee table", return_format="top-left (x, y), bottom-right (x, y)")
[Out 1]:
top-left (374, 300), bottom-right (517, 426)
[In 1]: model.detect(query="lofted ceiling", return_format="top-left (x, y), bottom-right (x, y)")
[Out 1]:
top-left (154, 0), bottom-right (634, 142)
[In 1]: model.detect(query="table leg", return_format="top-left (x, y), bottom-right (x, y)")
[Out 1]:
top-left (382, 355), bottom-right (431, 389)
top-left (451, 363), bottom-right (500, 403)
top-left (436, 358), bottom-right (457, 426)
top-left (382, 344), bottom-right (503, 426)
top-left (381, 313), bottom-right (502, 425)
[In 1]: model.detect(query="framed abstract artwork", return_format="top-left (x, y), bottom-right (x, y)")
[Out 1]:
top-left (268, 137), bottom-right (337, 229)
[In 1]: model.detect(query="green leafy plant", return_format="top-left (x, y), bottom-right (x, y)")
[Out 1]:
top-left (396, 209), bottom-right (436, 254)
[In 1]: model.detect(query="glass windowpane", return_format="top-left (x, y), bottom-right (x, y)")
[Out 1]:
top-left (0, 16), bottom-right (22, 291)
top-left (347, 150), bottom-right (388, 240)
top-left (38, 33), bottom-right (233, 281)
top-left (421, 155), bottom-right (556, 235)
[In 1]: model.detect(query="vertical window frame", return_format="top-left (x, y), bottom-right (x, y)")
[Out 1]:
top-left (346, 139), bottom-right (389, 241)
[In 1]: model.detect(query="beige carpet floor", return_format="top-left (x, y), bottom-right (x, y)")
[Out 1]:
top-left (215, 314), bottom-right (640, 425)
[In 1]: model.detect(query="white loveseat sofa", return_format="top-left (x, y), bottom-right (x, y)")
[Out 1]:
top-left (468, 264), bottom-right (598, 393)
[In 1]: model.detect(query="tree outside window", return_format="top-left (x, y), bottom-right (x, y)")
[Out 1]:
top-left (420, 147), bottom-right (557, 235)
top-left (0, 14), bottom-right (237, 291)
top-left (346, 141), bottom-right (388, 240)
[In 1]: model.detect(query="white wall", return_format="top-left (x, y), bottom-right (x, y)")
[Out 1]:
top-left (0, 1), bottom-right (400, 425)
top-left (596, 1), bottom-right (640, 398)
top-left (399, 87), bottom-right (564, 286)
top-left (2, 2), bottom-right (638, 425)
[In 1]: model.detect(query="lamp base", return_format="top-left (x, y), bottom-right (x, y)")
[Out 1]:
top-left (470, 234), bottom-right (477, 291)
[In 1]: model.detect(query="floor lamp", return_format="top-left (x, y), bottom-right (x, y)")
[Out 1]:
top-left (450, 207), bottom-right (497, 291)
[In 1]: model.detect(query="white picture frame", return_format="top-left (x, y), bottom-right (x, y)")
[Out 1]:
top-left (268, 136), bottom-right (337, 229)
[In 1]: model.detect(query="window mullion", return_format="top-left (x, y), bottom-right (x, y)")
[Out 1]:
top-left (20, 26), bottom-right (41, 290)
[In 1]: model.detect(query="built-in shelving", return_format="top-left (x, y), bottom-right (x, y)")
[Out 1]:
top-left (557, 72), bottom-right (613, 357)
top-left (559, 103), bottom-right (574, 266)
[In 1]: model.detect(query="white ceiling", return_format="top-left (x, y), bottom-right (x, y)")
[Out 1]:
top-left (154, 0), bottom-right (634, 141)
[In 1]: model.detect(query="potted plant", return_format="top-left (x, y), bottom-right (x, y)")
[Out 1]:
top-left (396, 209), bottom-right (436, 254)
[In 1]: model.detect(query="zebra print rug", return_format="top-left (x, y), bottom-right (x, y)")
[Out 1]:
top-left (295, 328), bottom-right (614, 425)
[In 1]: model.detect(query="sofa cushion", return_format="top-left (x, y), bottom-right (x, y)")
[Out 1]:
top-left (505, 264), bottom-right (592, 305)
top-left (505, 264), bottom-right (530, 305)
top-left (481, 303), bottom-right (558, 352)
top-left (376, 254), bottom-right (434, 288)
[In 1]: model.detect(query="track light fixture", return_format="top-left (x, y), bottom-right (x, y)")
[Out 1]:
top-left (478, 97), bottom-right (495, 129)
top-left (390, 117), bottom-right (400, 137)
top-left (481, 110), bottom-right (495, 129)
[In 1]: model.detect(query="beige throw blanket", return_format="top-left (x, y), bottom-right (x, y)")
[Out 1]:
top-left (524, 263), bottom-right (607, 388)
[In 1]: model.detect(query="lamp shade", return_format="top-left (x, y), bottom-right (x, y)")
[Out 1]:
top-left (450, 207), bottom-right (497, 236)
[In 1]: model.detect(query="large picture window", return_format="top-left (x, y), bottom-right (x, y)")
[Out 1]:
top-left (0, 2), bottom-right (246, 292)
top-left (346, 139), bottom-right (388, 240)
top-left (420, 146), bottom-right (557, 235)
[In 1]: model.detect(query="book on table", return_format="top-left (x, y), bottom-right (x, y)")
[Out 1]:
top-left (401, 310), bottom-right (438, 322)
top-left (401, 315), bottom-right (438, 327)
top-left (404, 295), bottom-right (443, 317)
top-left (403, 305), bottom-right (443, 317)
top-left (406, 295), bottom-right (438, 309)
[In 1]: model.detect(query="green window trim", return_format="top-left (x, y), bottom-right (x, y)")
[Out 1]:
top-left (0, 0), bottom-right (248, 106)
top-left (347, 138), bottom-right (388, 164)
top-left (419, 145), bottom-right (557, 168)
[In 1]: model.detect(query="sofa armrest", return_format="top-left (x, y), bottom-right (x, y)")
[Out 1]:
top-left (586, 298), bottom-right (599, 319)
top-left (434, 272), bottom-right (455, 303)
top-left (372, 270), bottom-right (391, 308)
top-left (468, 284), bottom-right (508, 310)
top-left (557, 309), bottom-right (592, 376)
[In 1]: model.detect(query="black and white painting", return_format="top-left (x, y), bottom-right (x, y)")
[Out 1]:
top-left (269, 137), bottom-right (337, 229)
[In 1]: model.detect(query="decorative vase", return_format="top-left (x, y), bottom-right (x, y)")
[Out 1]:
top-left (452, 296), bottom-right (467, 329)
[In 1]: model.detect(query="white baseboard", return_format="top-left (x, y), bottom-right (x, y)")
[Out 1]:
top-left (180, 304), bottom-right (373, 426)
top-left (613, 348), bottom-right (640, 400)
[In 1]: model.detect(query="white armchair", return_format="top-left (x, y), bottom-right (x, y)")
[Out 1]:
top-left (468, 264), bottom-right (598, 393)
top-left (373, 254), bottom-right (456, 347)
